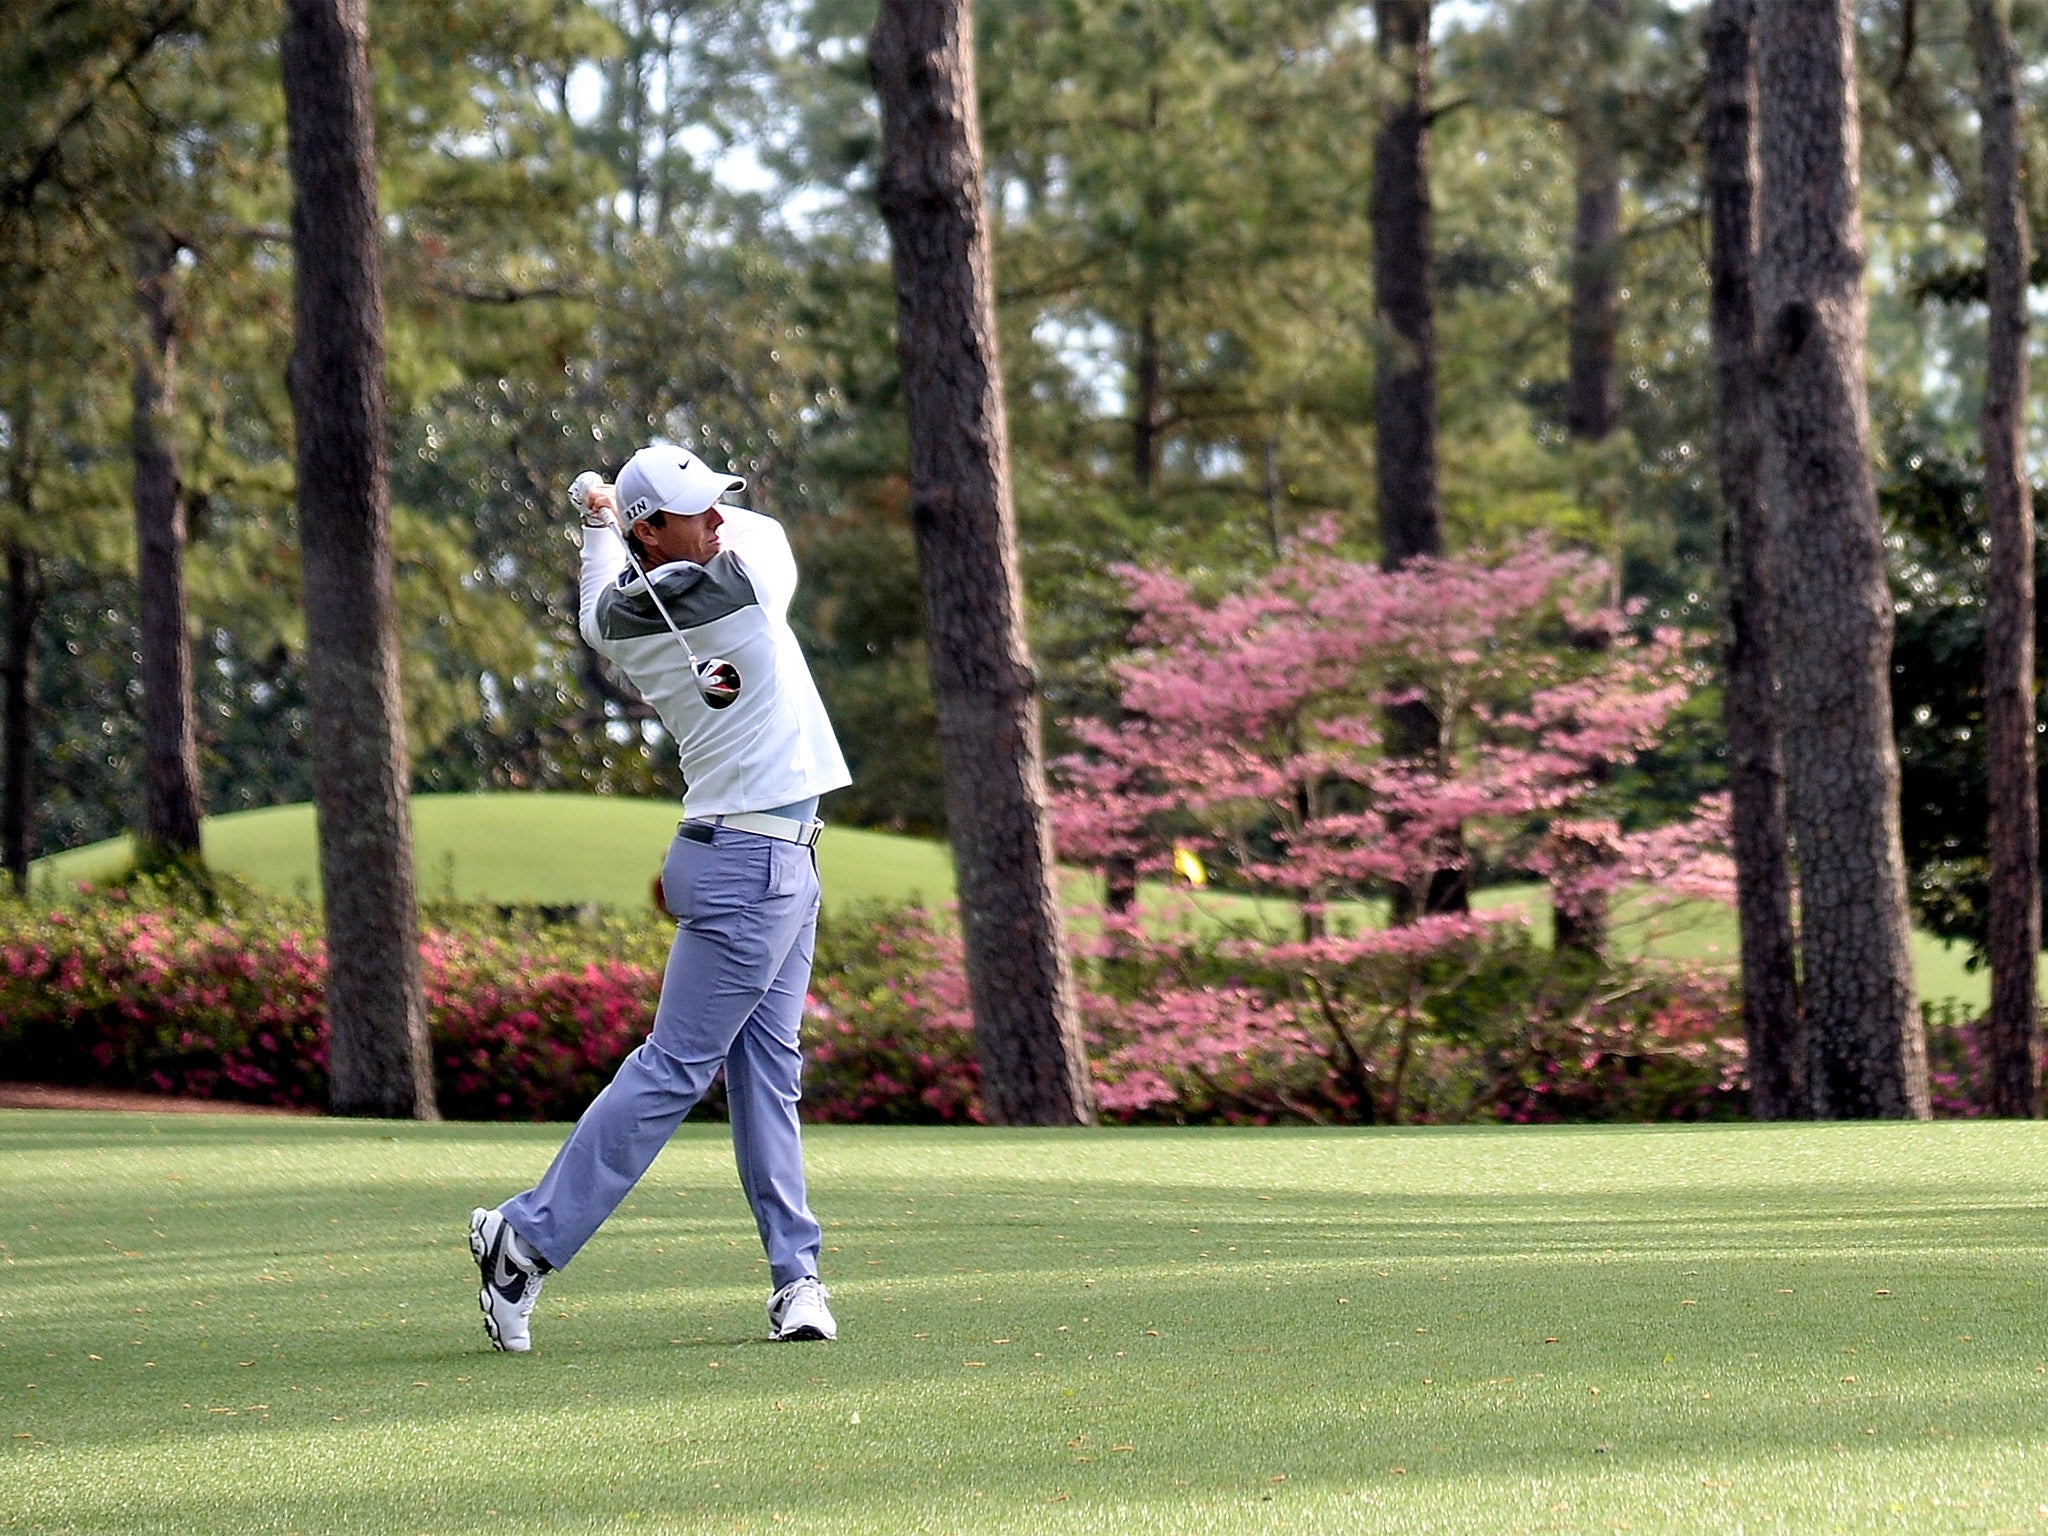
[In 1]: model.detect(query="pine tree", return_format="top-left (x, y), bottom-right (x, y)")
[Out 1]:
top-left (1967, 0), bottom-right (2037, 1117)
top-left (1756, 0), bottom-right (1927, 1118)
top-left (1372, 0), bottom-right (1467, 923)
top-left (1703, 0), bottom-right (1803, 1117)
top-left (870, 0), bottom-right (1095, 1126)
top-left (128, 223), bottom-right (204, 867)
top-left (281, 0), bottom-right (436, 1119)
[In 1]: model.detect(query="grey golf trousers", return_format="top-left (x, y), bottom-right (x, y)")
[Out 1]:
top-left (500, 823), bottom-right (823, 1289)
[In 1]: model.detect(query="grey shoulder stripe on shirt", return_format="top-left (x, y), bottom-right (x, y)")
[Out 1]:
top-left (597, 551), bottom-right (757, 641)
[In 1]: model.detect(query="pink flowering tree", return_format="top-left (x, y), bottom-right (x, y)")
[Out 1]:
top-left (1053, 527), bottom-right (1738, 1124)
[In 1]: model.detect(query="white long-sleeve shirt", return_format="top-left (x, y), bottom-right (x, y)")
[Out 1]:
top-left (578, 508), bottom-right (851, 819)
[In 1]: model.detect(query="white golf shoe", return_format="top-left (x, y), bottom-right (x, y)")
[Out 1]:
top-left (469, 1207), bottom-right (547, 1353)
top-left (767, 1276), bottom-right (837, 1341)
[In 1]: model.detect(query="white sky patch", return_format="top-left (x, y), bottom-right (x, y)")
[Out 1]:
top-left (1033, 314), bottom-right (1125, 418)
top-left (568, 60), bottom-right (785, 204)
top-left (566, 62), bottom-right (605, 127)
top-left (1431, 0), bottom-right (1493, 38)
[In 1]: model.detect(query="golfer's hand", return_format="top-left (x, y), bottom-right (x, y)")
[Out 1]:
top-left (578, 483), bottom-right (618, 527)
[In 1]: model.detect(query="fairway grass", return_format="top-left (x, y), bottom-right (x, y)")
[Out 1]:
top-left (4, 1116), bottom-right (2047, 1534)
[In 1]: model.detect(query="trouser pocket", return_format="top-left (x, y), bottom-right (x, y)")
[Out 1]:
top-left (766, 839), bottom-right (808, 899)
top-left (665, 829), bottom-right (784, 923)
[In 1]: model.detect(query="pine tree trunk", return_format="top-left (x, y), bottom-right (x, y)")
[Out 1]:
top-left (2, 544), bottom-right (39, 896)
top-left (1551, 0), bottom-right (1629, 959)
top-left (1970, 0), bottom-right (2038, 1117)
top-left (1565, 144), bottom-right (1620, 445)
top-left (1564, 0), bottom-right (1629, 451)
top-left (1132, 301), bottom-right (1161, 498)
top-left (871, 0), bottom-right (1096, 1126)
top-left (1371, 0), bottom-right (1441, 571)
top-left (1104, 299), bottom-right (1164, 917)
top-left (1372, 0), bottom-right (1465, 920)
top-left (281, 0), bottom-right (437, 1120)
top-left (1705, 0), bottom-right (1805, 1118)
top-left (1756, 0), bottom-right (1927, 1118)
top-left (130, 228), bottom-right (205, 867)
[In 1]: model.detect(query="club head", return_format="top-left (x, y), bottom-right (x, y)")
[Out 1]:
top-left (695, 658), bottom-right (741, 709)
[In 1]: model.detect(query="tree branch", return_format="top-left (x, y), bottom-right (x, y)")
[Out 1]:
top-left (0, 0), bottom-right (195, 216)
top-left (422, 278), bottom-right (586, 306)
top-left (1890, 0), bottom-right (1919, 93)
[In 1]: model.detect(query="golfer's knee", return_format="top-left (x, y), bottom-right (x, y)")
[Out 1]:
top-left (630, 1037), bottom-right (719, 1100)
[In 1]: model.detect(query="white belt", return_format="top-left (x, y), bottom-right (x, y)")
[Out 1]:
top-left (687, 812), bottom-right (823, 848)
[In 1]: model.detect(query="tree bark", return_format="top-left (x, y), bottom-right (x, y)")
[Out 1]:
top-left (130, 227), bottom-right (205, 866)
top-left (1373, 0), bottom-right (1465, 920)
top-left (871, 0), bottom-right (1096, 1126)
top-left (1371, 0), bottom-right (1441, 570)
top-left (1107, 80), bottom-right (1168, 922)
top-left (1756, 0), bottom-right (1927, 1118)
top-left (1103, 300), bottom-right (1164, 917)
top-left (1565, 143), bottom-right (1620, 445)
top-left (1970, 0), bottom-right (2038, 1117)
top-left (281, 0), bottom-right (437, 1120)
top-left (1563, 0), bottom-right (1630, 447)
top-left (1132, 301), bottom-right (1162, 498)
top-left (2, 545), bottom-right (39, 896)
top-left (1704, 0), bottom-right (1805, 1118)
top-left (1551, 0), bottom-right (1630, 959)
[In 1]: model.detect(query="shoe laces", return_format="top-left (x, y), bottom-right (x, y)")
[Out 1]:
top-left (773, 1275), bottom-right (828, 1315)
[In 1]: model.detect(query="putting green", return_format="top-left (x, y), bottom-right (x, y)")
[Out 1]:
top-left (32, 793), bottom-right (1999, 1009)
top-left (4, 1113), bottom-right (2047, 1533)
top-left (32, 794), bottom-right (962, 915)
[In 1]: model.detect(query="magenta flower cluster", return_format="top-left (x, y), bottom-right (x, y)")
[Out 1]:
top-left (0, 895), bottom-right (989, 1122)
top-left (1051, 527), bottom-right (1731, 916)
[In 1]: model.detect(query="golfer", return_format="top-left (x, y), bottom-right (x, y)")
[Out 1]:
top-left (468, 442), bottom-right (850, 1352)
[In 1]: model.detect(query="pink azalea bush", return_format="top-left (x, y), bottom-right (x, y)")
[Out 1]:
top-left (803, 906), bottom-right (979, 1122)
top-left (422, 929), bottom-right (658, 1120)
top-left (0, 890), bottom-right (983, 1122)
top-left (0, 899), bottom-right (330, 1104)
top-left (0, 882), bottom-right (1995, 1121)
top-left (1070, 902), bottom-right (1753, 1124)
top-left (1921, 1000), bottom-right (1990, 1118)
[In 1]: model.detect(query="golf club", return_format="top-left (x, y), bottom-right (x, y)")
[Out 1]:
top-left (570, 470), bottom-right (742, 709)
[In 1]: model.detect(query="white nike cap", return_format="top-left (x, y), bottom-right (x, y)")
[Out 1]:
top-left (613, 444), bottom-right (746, 528)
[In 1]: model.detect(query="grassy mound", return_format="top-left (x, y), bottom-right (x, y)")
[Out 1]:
top-left (31, 793), bottom-right (1998, 1007)
top-left (4, 1114), bottom-right (2045, 1533)
top-left (33, 794), bottom-right (961, 916)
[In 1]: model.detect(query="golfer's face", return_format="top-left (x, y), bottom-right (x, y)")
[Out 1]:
top-left (673, 506), bottom-right (723, 564)
top-left (638, 505), bottom-right (723, 566)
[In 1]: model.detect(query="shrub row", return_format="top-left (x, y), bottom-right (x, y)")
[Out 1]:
top-left (0, 885), bottom-right (1998, 1122)
top-left (0, 890), bottom-right (982, 1123)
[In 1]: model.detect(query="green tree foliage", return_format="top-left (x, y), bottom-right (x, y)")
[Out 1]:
top-left (1883, 447), bottom-right (2048, 959)
top-left (6, 0), bottom-right (2047, 867)
top-left (0, 0), bottom-right (598, 854)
